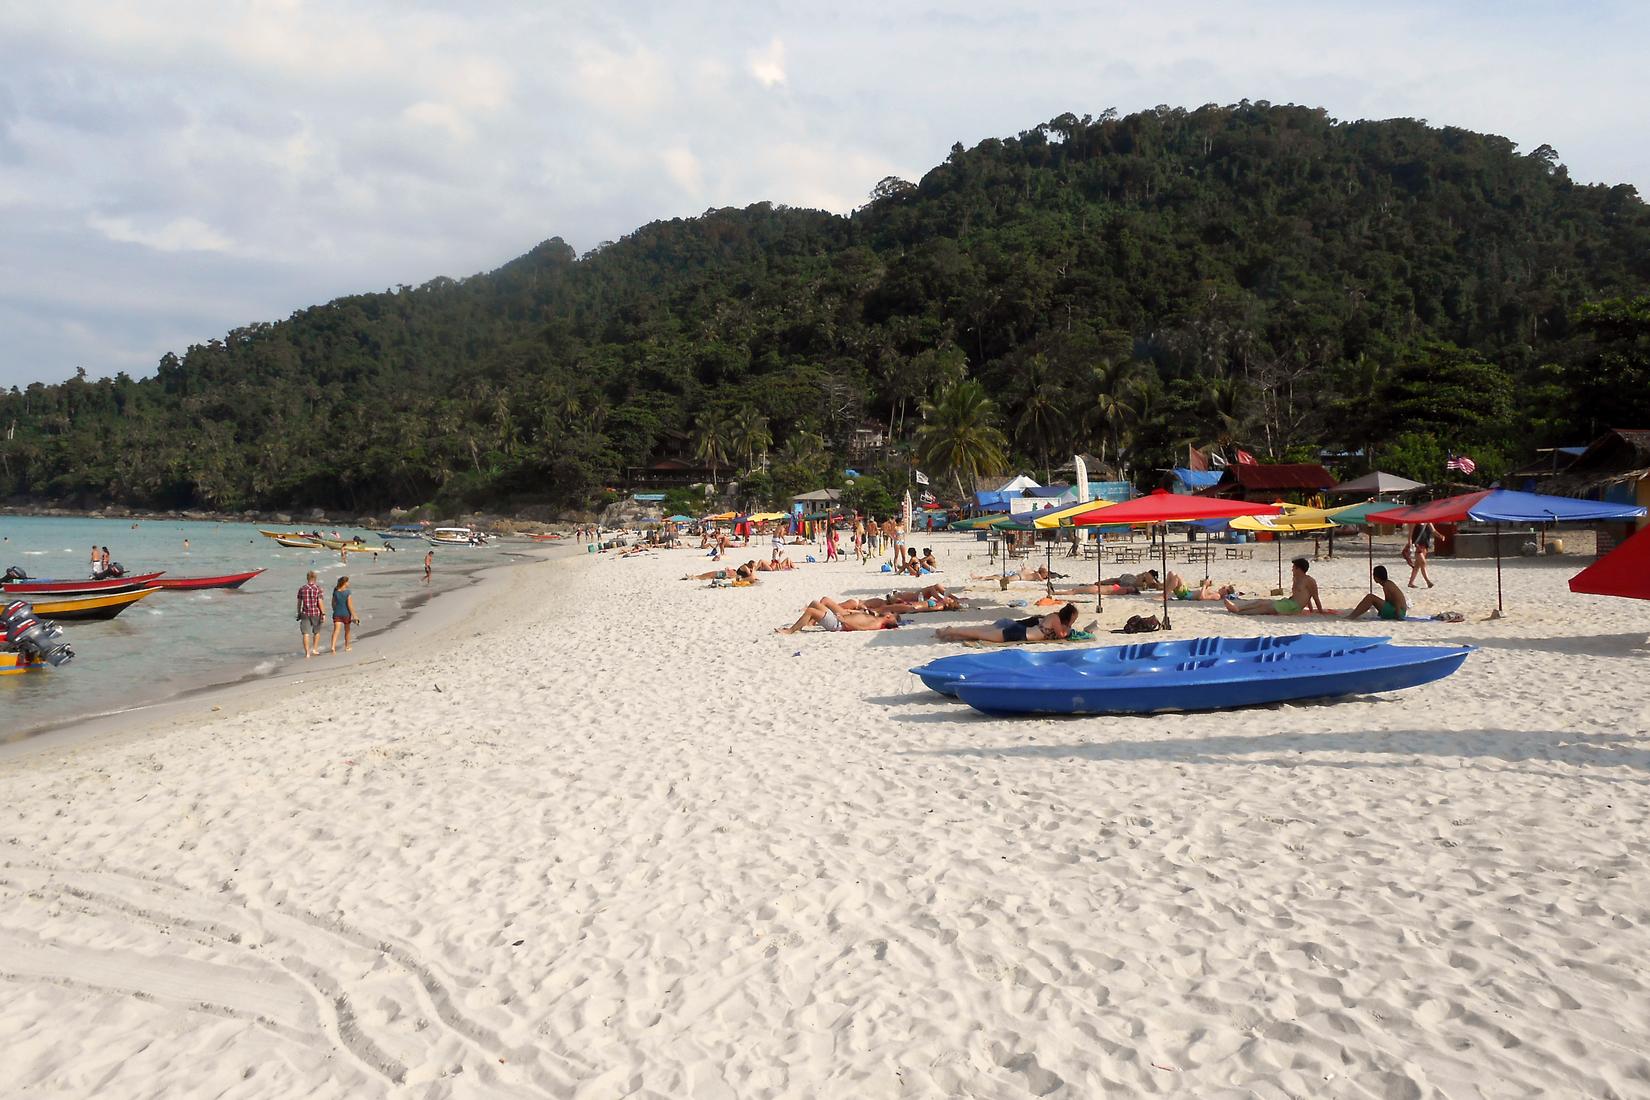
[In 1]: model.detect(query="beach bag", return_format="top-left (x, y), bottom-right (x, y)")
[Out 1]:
top-left (1122, 614), bottom-right (1162, 634)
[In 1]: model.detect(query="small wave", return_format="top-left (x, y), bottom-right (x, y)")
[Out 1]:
top-left (251, 658), bottom-right (278, 675)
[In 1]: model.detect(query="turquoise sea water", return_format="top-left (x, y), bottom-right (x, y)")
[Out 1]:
top-left (0, 515), bottom-right (525, 739)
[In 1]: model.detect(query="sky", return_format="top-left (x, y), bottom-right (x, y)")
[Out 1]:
top-left (1, 0), bottom-right (1646, 389)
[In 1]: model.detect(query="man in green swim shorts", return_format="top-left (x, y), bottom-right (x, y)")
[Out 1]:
top-left (1347, 565), bottom-right (1409, 621)
top-left (1224, 557), bottom-right (1324, 616)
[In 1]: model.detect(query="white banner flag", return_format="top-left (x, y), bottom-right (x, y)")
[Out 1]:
top-left (914, 469), bottom-right (930, 485)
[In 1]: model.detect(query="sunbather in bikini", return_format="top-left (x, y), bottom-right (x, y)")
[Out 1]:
top-left (934, 603), bottom-right (1077, 643)
top-left (684, 561), bottom-right (757, 582)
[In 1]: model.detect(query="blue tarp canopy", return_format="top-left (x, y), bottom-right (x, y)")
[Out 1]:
top-left (1171, 468), bottom-right (1224, 489)
top-left (975, 489), bottom-right (1014, 510)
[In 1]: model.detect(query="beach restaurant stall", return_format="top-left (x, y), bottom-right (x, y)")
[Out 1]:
top-left (1072, 491), bottom-right (1282, 628)
top-left (1370, 489), bottom-right (1648, 613)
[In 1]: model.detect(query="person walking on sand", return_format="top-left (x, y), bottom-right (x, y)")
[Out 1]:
top-left (330, 576), bottom-right (358, 653)
top-left (423, 549), bottom-right (433, 585)
top-left (296, 570), bottom-right (325, 658)
top-left (1406, 521), bottom-right (1437, 588)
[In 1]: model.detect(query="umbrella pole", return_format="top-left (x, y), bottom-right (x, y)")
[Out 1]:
top-left (1160, 523), bottom-right (1171, 630)
top-left (1367, 528), bottom-right (1374, 594)
top-left (1096, 533), bottom-right (1104, 613)
top-left (1045, 535), bottom-right (1053, 600)
top-left (1277, 536), bottom-right (1283, 590)
top-left (1495, 521), bottom-right (1504, 613)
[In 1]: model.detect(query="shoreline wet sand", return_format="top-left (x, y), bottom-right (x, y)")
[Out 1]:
top-left (1, 539), bottom-right (567, 758)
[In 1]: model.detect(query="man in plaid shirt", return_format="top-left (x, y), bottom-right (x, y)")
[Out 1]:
top-left (296, 570), bottom-right (324, 658)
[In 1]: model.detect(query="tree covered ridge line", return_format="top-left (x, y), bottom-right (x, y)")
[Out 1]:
top-left (2, 101), bottom-right (1647, 515)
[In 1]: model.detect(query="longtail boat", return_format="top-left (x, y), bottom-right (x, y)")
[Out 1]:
top-left (32, 587), bottom-right (161, 622)
top-left (2, 571), bottom-right (166, 597)
top-left (152, 569), bottom-right (266, 591)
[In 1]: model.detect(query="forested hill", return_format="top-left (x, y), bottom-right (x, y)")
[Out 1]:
top-left (4, 102), bottom-right (1649, 516)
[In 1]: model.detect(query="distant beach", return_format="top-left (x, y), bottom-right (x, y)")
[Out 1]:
top-left (0, 515), bottom-right (555, 741)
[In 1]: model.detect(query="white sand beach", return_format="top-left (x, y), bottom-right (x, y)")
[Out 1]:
top-left (3, 534), bottom-right (1649, 1098)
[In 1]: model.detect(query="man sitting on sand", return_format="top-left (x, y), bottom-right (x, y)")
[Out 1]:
top-left (934, 603), bottom-right (1078, 643)
top-left (1224, 557), bottom-right (1323, 616)
top-left (777, 598), bottom-right (898, 634)
top-left (1347, 565), bottom-right (1408, 621)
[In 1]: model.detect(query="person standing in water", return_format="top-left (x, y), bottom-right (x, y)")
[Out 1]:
top-left (423, 549), bottom-right (434, 585)
top-left (330, 576), bottom-right (358, 653)
top-left (296, 570), bottom-right (324, 658)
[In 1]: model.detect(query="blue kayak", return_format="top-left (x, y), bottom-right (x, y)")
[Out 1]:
top-left (948, 642), bottom-right (1472, 716)
top-left (911, 634), bottom-right (1391, 697)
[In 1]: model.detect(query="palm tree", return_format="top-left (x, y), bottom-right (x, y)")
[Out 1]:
top-left (914, 380), bottom-right (1009, 498)
top-left (1088, 357), bottom-right (1144, 465)
top-left (728, 406), bottom-right (772, 474)
top-left (692, 411), bottom-right (731, 488)
top-left (1011, 354), bottom-right (1068, 482)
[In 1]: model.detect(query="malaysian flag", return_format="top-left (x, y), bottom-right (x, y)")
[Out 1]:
top-left (1234, 448), bottom-right (1257, 465)
top-left (1446, 454), bottom-right (1477, 475)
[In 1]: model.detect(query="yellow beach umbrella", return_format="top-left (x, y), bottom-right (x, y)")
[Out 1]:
top-left (746, 511), bottom-right (787, 522)
top-left (1030, 497), bottom-right (1118, 528)
top-left (1229, 507), bottom-right (1339, 588)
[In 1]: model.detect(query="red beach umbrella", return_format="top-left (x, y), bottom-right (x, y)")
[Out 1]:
top-left (1071, 491), bottom-right (1283, 628)
top-left (1569, 524), bottom-right (1650, 602)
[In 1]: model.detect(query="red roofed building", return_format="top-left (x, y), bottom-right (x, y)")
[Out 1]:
top-left (1201, 462), bottom-right (1336, 501)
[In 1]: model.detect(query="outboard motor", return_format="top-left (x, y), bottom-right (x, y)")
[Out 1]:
top-left (2, 566), bottom-right (27, 583)
top-left (105, 562), bottom-right (127, 579)
top-left (0, 600), bottom-right (74, 667)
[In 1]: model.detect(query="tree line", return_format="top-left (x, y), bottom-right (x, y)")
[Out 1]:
top-left (2, 102), bottom-right (1647, 515)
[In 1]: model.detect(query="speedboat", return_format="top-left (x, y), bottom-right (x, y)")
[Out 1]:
top-left (912, 634), bottom-right (1390, 697)
top-left (31, 587), bottom-right (162, 622)
top-left (936, 638), bottom-right (1472, 717)
top-left (426, 527), bottom-right (487, 546)
top-left (151, 569), bottom-right (266, 591)
top-left (2, 571), bottom-right (166, 598)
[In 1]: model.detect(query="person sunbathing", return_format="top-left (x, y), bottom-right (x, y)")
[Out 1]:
top-left (777, 599), bottom-right (898, 634)
top-left (934, 603), bottom-right (1078, 643)
top-left (1346, 565), bottom-right (1409, 621)
top-left (970, 564), bottom-right (1052, 582)
top-left (838, 592), bottom-right (962, 613)
top-left (885, 584), bottom-right (953, 604)
top-left (753, 555), bottom-right (795, 571)
top-left (1173, 578), bottom-right (1238, 601)
top-left (1224, 558), bottom-right (1323, 616)
top-left (685, 561), bottom-right (757, 582)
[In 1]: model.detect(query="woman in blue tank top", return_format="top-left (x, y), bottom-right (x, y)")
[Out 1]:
top-left (330, 576), bottom-right (358, 653)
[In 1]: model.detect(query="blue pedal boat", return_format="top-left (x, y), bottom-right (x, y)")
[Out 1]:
top-left (947, 640), bottom-right (1472, 716)
top-left (911, 634), bottom-right (1390, 698)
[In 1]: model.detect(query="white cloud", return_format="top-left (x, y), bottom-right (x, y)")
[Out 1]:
top-left (1, 0), bottom-right (1648, 387)
top-left (86, 214), bottom-right (234, 254)
top-left (749, 36), bottom-right (786, 88)
top-left (660, 146), bottom-right (703, 195)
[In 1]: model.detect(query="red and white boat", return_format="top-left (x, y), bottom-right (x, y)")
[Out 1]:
top-left (151, 569), bottom-right (266, 591)
top-left (1, 571), bottom-right (166, 597)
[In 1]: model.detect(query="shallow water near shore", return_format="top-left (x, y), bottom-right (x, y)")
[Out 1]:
top-left (0, 515), bottom-right (530, 739)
